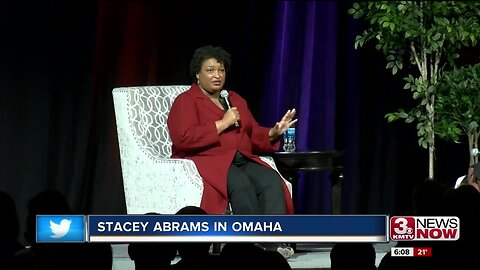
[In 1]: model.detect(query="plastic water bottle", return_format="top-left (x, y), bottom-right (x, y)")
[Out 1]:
top-left (283, 127), bottom-right (296, 152)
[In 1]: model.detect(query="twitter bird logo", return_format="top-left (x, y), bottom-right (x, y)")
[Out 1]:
top-left (37, 215), bottom-right (84, 242)
top-left (49, 219), bottom-right (72, 238)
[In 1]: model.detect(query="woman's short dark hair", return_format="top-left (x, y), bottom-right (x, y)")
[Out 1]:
top-left (189, 45), bottom-right (231, 82)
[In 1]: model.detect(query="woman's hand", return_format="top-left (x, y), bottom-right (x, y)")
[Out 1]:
top-left (216, 107), bottom-right (240, 133)
top-left (269, 108), bottom-right (297, 140)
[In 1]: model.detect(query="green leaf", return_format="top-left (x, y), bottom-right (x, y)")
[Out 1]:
top-left (415, 110), bottom-right (421, 118)
top-left (386, 114), bottom-right (397, 122)
top-left (397, 61), bottom-right (403, 69)
top-left (392, 65), bottom-right (398, 75)
top-left (420, 138), bottom-right (428, 149)
top-left (432, 32), bottom-right (441, 41)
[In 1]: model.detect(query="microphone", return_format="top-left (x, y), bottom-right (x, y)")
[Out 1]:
top-left (220, 90), bottom-right (239, 128)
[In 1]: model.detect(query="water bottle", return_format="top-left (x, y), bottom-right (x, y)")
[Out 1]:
top-left (283, 127), bottom-right (296, 152)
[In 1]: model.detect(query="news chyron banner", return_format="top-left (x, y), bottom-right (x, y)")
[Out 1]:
top-left (390, 216), bottom-right (460, 241)
top-left (88, 215), bottom-right (387, 242)
top-left (36, 215), bottom-right (388, 243)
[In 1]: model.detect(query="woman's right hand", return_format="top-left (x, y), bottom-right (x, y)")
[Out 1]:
top-left (216, 107), bottom-right (240, 132)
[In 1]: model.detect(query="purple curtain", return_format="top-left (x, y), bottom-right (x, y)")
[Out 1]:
top-left (261, 1), bottom-right (338, 214)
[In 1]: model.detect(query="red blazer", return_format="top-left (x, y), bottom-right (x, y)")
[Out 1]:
top-left (167, 84), bottom-right (294, 214)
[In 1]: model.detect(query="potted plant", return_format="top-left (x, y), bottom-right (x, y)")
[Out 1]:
top-left (348, 1), bottom-right (480, 178)
top-left (436, 63), bottom-right (480, 166)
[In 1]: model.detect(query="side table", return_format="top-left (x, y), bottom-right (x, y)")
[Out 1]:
top-left (267, 151), bottom-right (344, 214)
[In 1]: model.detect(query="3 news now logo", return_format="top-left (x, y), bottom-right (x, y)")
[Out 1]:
top-left (36, 215), bottom-right (86, 243)
top-left (390, 216), bottom-right (460, 241)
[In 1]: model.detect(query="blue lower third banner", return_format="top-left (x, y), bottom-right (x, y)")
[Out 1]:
top-left (87, 215), bottom-right (388, 243)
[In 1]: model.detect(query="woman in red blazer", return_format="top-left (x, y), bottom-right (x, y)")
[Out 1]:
top-left (167, 45), bottom-right (297, 217)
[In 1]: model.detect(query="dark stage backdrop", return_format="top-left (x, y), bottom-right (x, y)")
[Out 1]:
top-left (0, 0), bottom-right (468, 244)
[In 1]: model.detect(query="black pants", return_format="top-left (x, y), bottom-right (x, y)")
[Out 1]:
top-left (227, 152), bottom-right (286, 215)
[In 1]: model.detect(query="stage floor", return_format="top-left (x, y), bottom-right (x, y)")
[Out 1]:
top-left (112, 242), bottom-right (394, 270)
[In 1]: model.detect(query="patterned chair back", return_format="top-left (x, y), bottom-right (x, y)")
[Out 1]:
top-left (123, 85), bottom-right (190, 159)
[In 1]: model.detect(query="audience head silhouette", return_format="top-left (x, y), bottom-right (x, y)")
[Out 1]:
top-left (330, 242), bottom-right (376, 270)
top-left (9, 189), bottom-right (113, 270)
top-left (175, 205), bottom-right (208, 215)
top-left (128, 212), bottom-right (177, 270)
top-left (24, 189), bottom-right (72, 245)
top-left (220, 243), bottom-right (292, 269)
top-left (172, 205), bottom-right (223, 270)
top-left (443, 185), bottom-right (480, 241)
top-left (412, 178), bottom-right (449, 215)
top-left (0, 191), bottom-right (21, 242)
top-left (0, 190), bottom-right (25, 265)
top-left (174, 206), bottom-right (211, 258)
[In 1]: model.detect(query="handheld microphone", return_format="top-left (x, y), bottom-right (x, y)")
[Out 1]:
top-left (220, 90), bottom-right (239, 128)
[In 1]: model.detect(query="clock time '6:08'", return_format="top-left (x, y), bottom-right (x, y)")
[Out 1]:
top-left (391, 247), bottom-right (413, 257)
top-left (391, 247), bottom-right (432, 257)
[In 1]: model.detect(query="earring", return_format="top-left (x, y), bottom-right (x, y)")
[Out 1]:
top-left (196, 75), bottom-right (199, 84)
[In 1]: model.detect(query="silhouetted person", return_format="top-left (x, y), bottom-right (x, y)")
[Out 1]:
top-left (172, 206), bottom-right (222, 270)
top-left (454, 162), bottom-right (480, 191)
top-left (379, 178), bottom-right (480, 270)
top-left (413, 178), bottom-right (449, 215)
top-left (128, 242), bottom-right (177, 270)
top-left (220, 243), bottom-right (292, 270)
top-left (381, 184), bottom-right (479, 270)
top-left (0, 191), bottom-right (25, 269)
top-left (8, 189), bottom-right (73, 269)
top-left (330, 243), bottom-right (376, 270)
top-left (128, 212), bottom-right (177, 270)
top-left (379, 178), bottom-right (445, 270)
top-left (436, 184), bottom-right (480, 270)
top-left (9, 189), bottom-right (112, 270)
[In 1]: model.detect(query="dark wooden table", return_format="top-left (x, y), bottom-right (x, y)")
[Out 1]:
top-left (266, 151), bottom-right (344, 214)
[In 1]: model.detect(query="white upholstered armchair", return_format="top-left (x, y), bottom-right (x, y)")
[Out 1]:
top-left (112, 85), bottom-right (291, 214)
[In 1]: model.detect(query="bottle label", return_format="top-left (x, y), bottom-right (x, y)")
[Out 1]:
top-left (283, 127), bottom-right (296, 152)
